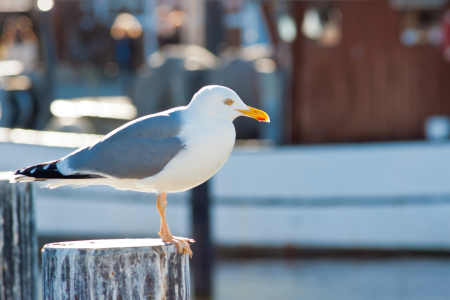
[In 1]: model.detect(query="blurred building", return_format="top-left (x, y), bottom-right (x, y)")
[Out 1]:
top-left (3, 0), bottom-right (450, 146)
top-left (2, 3), bottom-right (450, 300)
top-left (288, 0), bottom-right (450, 144)
top-left (2, 0), bottom-right (450, 249)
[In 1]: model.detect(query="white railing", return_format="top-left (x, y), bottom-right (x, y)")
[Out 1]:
top-left (2, 138), bottom-right (450, 250)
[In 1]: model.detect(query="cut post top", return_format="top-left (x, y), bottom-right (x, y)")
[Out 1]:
top-left (42, 238), bottom-right (191, 300)
top-left (43, 238), bottom-right (167, 250)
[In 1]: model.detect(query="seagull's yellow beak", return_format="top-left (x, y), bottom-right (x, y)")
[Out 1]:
top-left (237, 106), bottom-right (270, 123)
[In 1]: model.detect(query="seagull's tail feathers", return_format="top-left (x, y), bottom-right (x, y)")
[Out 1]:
top-left (10, 160), bottom-right (104, 184)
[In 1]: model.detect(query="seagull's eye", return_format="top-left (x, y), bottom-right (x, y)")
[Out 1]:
top-left (224, 99), bottom-right (234, 105)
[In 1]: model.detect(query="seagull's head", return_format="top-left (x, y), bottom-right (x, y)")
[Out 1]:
top-left (188, 85), bottom-right (270, 123)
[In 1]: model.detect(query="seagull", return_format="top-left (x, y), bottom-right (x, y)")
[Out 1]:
top-left (11, 85), bottom-right (269, 257)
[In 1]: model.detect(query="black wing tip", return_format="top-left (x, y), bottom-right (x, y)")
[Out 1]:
top-left (14, 161), bottom-right (59, 177)
top-left (14, 161), bottom-right (104, 180)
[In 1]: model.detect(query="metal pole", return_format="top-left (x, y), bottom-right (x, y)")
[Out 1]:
top-left (191, 181), bottom-right (213, 300)
top-left (205, 0), bottom-right (224, 55)
top-left (191, 2), bottom-right (223, 299)
top-left (35, 10), bottom-right (56, 130)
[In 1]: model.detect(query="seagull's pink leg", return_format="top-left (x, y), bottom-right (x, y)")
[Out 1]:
top-left (156, 193), bottom-right (167, 237)
top-left (156, 192), bottom-right (195, 257)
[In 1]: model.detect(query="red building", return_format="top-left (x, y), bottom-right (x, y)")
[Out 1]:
top-left (288, 0), bottom-right (450, 143)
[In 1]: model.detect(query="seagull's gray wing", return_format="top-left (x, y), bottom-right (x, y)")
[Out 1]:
top-left (60, 109), bottom-right (186, 179)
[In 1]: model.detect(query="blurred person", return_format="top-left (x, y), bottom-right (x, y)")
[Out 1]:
top-left (0, 15), bottom-right (38, 72)
top-left (54, 2), bottom-right (116, 72)
top-left (0, 15), bottom-right (39, 129)
top-left (154, 5), bottom-right (185, 47)
top-left (110, 12), bottom-right (144, 72)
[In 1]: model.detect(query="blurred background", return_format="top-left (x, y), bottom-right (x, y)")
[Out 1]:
top-left (1, 0), bottom-right (450, 299)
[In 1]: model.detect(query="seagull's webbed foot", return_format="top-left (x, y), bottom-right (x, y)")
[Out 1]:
top-left (160, 234), bottom-right (195, 257)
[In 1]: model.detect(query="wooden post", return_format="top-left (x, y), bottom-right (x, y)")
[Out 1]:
top-left (42, 239), bottom-right (190, 300)
top-left (0, 182), bottom-right (38, 300)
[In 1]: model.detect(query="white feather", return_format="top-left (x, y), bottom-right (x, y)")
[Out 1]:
top-left (56, 158), bottom-right (75, 176)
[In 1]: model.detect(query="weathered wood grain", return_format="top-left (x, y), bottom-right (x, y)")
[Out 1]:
top-left (0, 182), bottom-right (37, 300)
top-left (42, 239), bottom-right (190, 300)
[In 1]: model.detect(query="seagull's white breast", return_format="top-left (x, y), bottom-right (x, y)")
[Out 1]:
top-left (138, 111), bottom-right (236, 193)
